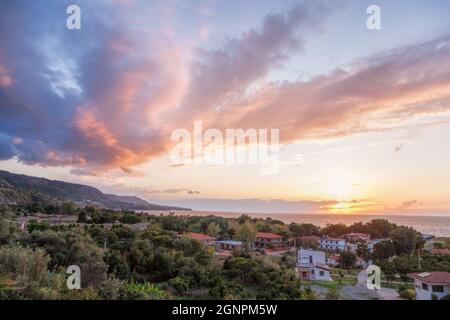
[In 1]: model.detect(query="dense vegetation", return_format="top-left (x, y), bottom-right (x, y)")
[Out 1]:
top-left (1, 203), bottom-right (449, 300)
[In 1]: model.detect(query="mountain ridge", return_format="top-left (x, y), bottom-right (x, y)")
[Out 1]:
top-left (0, 170), bottom-right (190, 211)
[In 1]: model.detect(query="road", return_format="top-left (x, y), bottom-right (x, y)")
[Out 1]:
top-left (340, 269), bottom-right (400, 300)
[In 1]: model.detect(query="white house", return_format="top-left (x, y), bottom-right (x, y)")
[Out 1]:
top-left (326, 254), bottom-right (340, 267)
top-left (346, 242), bottom-right (358, 253)
top-left (345, 233), bottom-right (371, 242)
top-left (297, 249), bottom-right (332, 281)
top-left (408, 272), bottom-right (450, 300)
top-left (319, 237), bottom-right (346, 251)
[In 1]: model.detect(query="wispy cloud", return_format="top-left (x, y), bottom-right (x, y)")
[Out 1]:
top-left (1, 0), bottom-right (449, 177)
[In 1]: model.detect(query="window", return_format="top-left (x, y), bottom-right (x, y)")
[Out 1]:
top-left (422, 283), bottom-right (429, 291)
top-left (319, 271), bottom-right (324, 276)
top-left (309, 256), bottom-right (313, 263)
top-left (432, 285), bottom-right (444, 293)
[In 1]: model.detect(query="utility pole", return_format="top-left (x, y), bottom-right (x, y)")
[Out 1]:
top-left (418, 248), bottom-right (421, 270)
top-left (293, 239), bottom-right (297, 262)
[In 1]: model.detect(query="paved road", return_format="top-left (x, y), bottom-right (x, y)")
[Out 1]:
top-left (340, 269), bottom-right (400, 300)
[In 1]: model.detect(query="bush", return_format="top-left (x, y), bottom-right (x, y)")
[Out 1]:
top-left (0, 246), bottom-right (50, 283)
top-left (124, 282), bottom-right (171, 300)
top-left (398, 288), bottom-right (415, 300)
top-left (324, 288), bottom-right (340, 300)
top-left (168, 277), bottom-right (189, 294)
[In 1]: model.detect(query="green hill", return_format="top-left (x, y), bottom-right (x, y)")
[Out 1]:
top-left (0, 170), bottom-right (190, 211)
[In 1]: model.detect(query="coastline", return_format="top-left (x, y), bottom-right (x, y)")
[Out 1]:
top-left (142, 210), bottom-right (450, 237)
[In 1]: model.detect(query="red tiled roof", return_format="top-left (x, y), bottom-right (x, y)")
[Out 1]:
top-left (256, 232), bottom-right (283, 239)
top-left (182, 232), bottom-right (216, 241)
top-left (265, 247), bottom-right (291, 253)
top-left (432, 248), bottom-right (450, 255)
top-left (315, 263), bottom-right (331, 271)
top-left (298, 236), bottom-right (320, 241)
top-left (328, 255), bottom-right (340, 261)
top-left (408, 272), bottom-right (450, 284)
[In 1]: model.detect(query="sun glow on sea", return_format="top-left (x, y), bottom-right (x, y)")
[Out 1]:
top-left (326, 200), bottom-right (365, 215)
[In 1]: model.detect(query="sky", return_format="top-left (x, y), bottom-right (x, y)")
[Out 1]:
top-left (1, 0), bottom-right (450, 215)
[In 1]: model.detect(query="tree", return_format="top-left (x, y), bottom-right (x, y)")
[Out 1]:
top-left (206, 222), bottom-right (221, 237)
top-left (0, 206), bottom-right (19, 244)
top-left (320, 224), bottom-right (348, 237)
top-left (234, 221), bottom-right (257, 250)
top-left (434, 242), bottom-right (444, 249)
top-left (98, 277), bottom-right (125, 300)
top-left (188, 223), bottom-right (202, 233)
top-left (339, 251), bottom-right (357, 269)
top-left (168, 277), bottom-right (189, 294)
top-left (289, 223), bottom-right (319, 236)
top-left (390, 226), bottom-right (421, 255)
top-left (372, 240), bottom-right (396, 260)
top-left (60, 201), bottom-right (77, 215)
top-left (365, 219), bottom-right (395, 238)
top-left (237, 214), bottom-right (252, 225)
top-left (0, 246), bottom-right (50, 283)
top-left (356, 243), bottom-right (370, 261)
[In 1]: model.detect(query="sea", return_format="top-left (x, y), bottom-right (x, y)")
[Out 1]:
top-left (143, 211), bottom-right (450, 237)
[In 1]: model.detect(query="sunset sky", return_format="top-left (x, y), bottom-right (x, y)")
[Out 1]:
top-left (1, 0), bottom-right (450, 215)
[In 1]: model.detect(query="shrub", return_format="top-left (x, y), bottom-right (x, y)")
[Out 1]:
top-left (398, 288), bottom-right (415, 300)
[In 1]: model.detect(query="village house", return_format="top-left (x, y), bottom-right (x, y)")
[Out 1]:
top-left (319, 236), bottom-right (346, 251)
top-left (253, 232), bottom-right (284, 249)
top-left (431, 248), bottom-right (450, 256)
top-left (346, 242), bottom-right (358, 253)
top-left (326, 254), bottom-right (340, 267)
top-left (408, 272), bottom-right (450, 300)
top-left (344, 232), bottom-right (371, 242)
top-left (297, 249), bottom-right (332, 281)
top-left (215, 240), bottom-right (243, 251)
top-left (178, 232), bottom-right (217, 246)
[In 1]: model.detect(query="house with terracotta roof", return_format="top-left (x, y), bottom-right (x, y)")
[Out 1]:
top-left (297, 249), bottom-right (332, 281)
top-left (178, 232), bottom-right (216, 246)
top-left (327, 254), bottom-right (340, 267)
top-left (431, 248), bottom-right (450, 256)
top-left (408, 272), bottom-right (450, 300)
top-left (253, 232), bottom-right (285, 249)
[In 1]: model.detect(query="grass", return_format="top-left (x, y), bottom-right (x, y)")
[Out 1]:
top-left (380, 281), bottom-right (413, 290)
top-left (303, 274), bottom-right (358, 290)
top-left (331, 267), bottom-right (360, 277)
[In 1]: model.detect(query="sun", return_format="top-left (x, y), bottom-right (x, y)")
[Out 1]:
top-left (327, 200), bottom-right (359, 214)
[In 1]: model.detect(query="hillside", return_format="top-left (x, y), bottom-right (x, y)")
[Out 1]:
top-left (0, 170), bottom-right (190, 211)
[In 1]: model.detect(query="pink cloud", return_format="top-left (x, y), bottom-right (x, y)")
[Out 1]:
top-left (0, 64), bottom-right (12, 87)
top-left (203, 36), bottom-right (450, 143)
